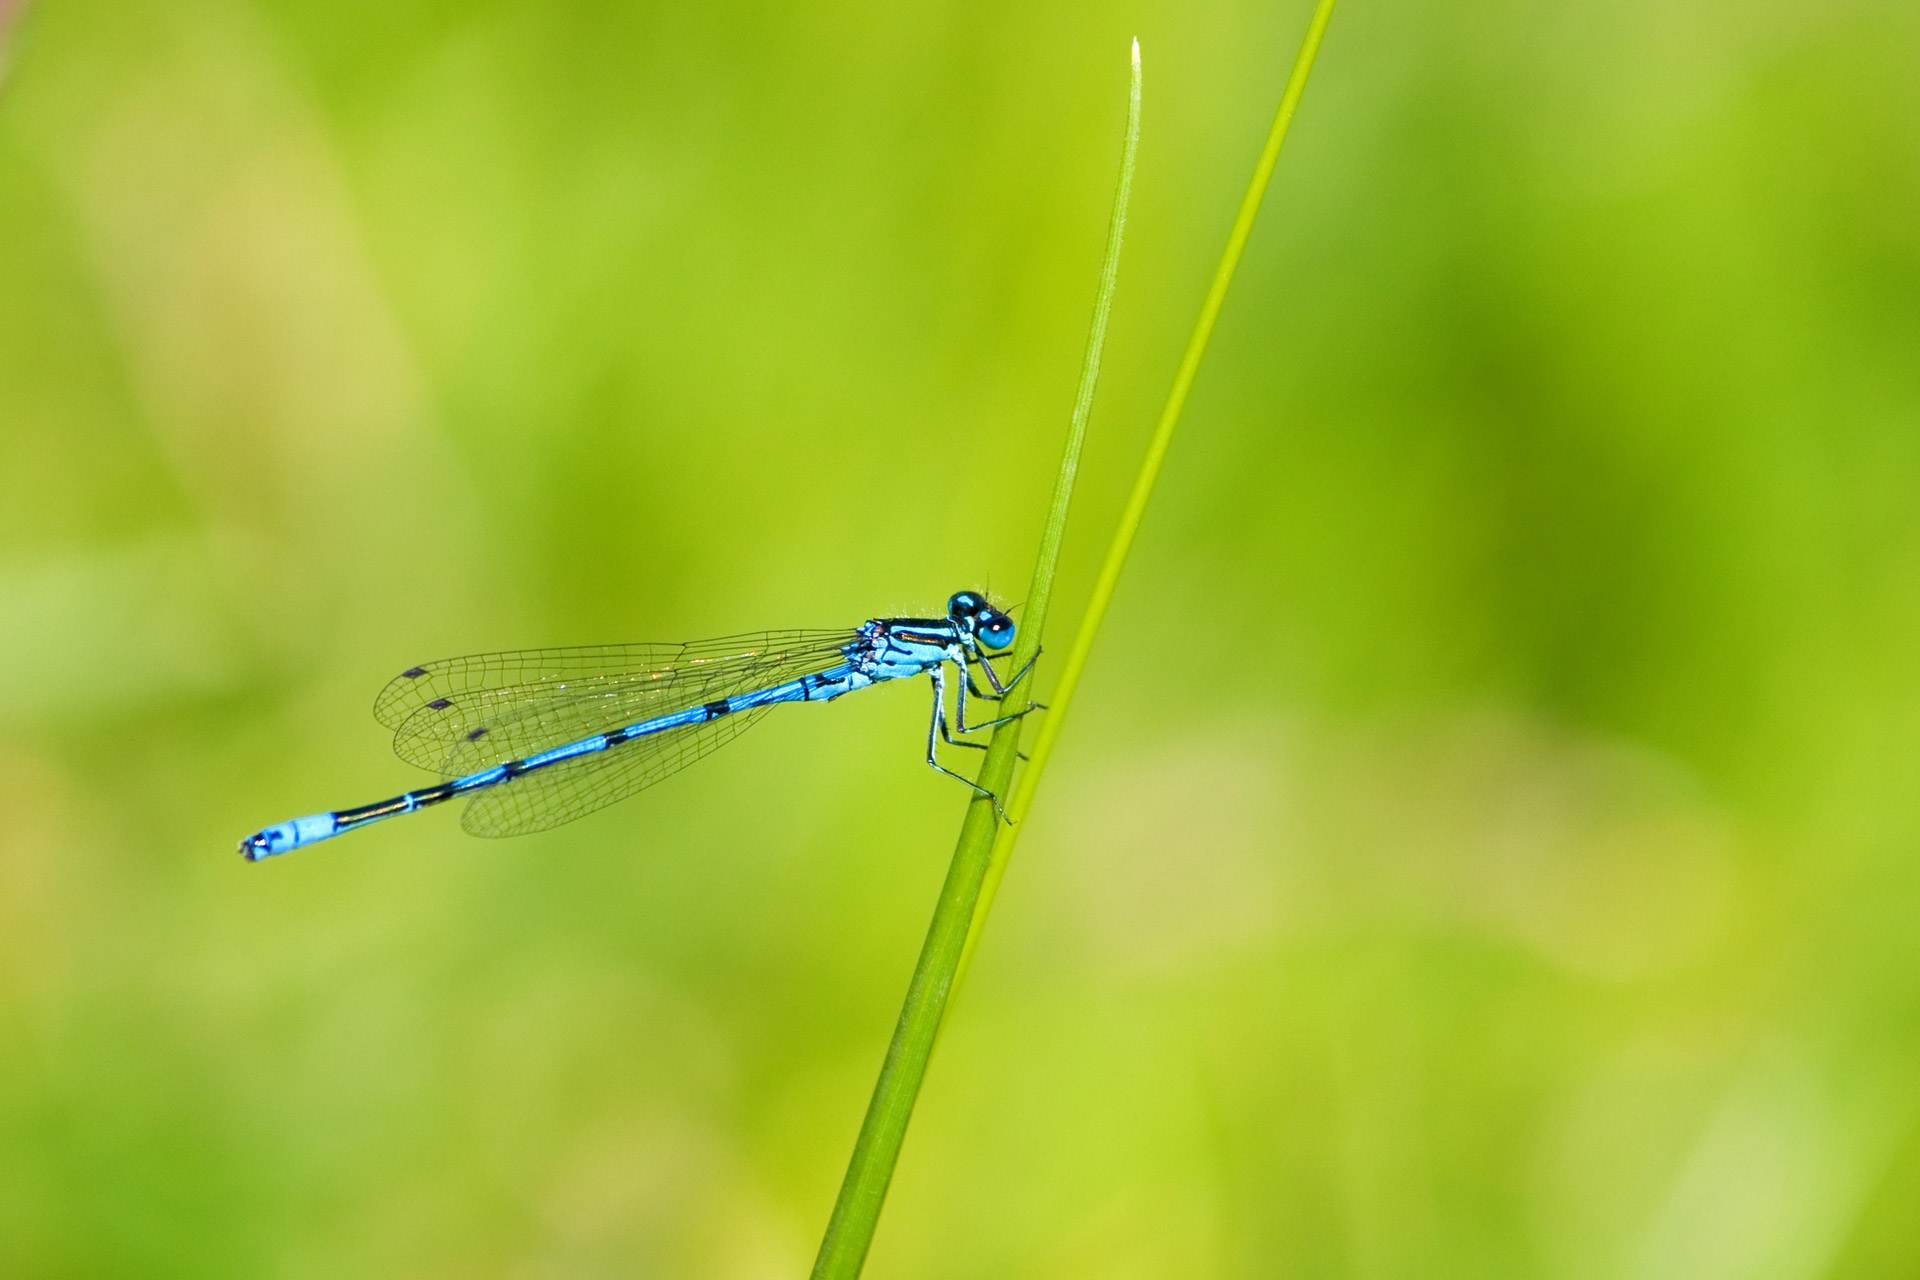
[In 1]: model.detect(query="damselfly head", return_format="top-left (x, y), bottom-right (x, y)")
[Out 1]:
top-left (948, 590), bottom-right (1015, 651)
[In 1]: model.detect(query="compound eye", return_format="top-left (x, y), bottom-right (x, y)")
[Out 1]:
top-left (948, 590), bottom-right (984, 618)
top-left (979, 617), bottom-right (1014, 651)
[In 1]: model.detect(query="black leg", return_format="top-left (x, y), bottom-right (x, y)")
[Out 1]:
top-left (974, 646), bottom-right (1041, 698)
top-left (951, 652), bottom-right (1042, 735)
top-left (951, 654), bottom-right (1036, 736)
top-left (924, 666), bottom-right (1008, 821)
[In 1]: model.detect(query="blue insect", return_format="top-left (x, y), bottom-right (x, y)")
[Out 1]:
top-left (238, 591), bottom-right (1036, 860)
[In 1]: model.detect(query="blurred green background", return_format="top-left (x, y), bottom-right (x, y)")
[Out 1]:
top-left (3, 0), bottom-right (1919, 1274)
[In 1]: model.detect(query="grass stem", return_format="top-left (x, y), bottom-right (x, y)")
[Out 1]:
top-left (807, 40), bottom-right (1142, 1280)
top-left (954, 0), bottom-right (1339, 990)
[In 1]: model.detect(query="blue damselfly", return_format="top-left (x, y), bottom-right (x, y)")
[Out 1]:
top-left (238, 591), bottom-right (1034, 860)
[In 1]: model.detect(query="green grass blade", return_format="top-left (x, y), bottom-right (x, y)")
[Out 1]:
top-left (808, 40), bottom-right (1142, 1280)
top-left (955, 0), bottom-right (1340, 985)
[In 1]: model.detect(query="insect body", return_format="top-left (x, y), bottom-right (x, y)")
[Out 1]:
top-left (238, 591), bottom-right (1033, 860)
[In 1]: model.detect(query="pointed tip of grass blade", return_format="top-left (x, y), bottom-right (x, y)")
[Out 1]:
top-left (952, 0), bottom-right (1336, 987)
top-left (811, 0), bottom-right (1343, 1263)
top-left (807, 42), bottom-right (1146, 1280)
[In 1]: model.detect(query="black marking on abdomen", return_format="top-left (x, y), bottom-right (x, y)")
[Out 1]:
top-left (703, 699), bottom-right (733, 721)
top-left (501, 759), bottom-right (527, 778)
top-left (336, 781), bottom-right (457, 828)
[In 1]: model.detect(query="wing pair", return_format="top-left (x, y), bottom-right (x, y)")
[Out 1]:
top-left (371, 631), bottom-right (856, 837)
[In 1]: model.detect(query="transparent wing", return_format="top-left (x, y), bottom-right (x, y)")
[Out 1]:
top-left (374, 630), bottom-right (857, 776)
top-left (459, 707), bottom-right (776, 837)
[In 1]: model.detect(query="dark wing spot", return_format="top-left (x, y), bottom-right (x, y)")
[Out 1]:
top-left (401, 667), bottom-right (428, 679)
top-left (427, 698), bottom-right (453, 710)
top-left (466, 727), bottom-right (488, 741)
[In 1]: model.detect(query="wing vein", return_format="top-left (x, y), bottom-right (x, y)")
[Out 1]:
top-left (367, 629), bottom-right (862, 838)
